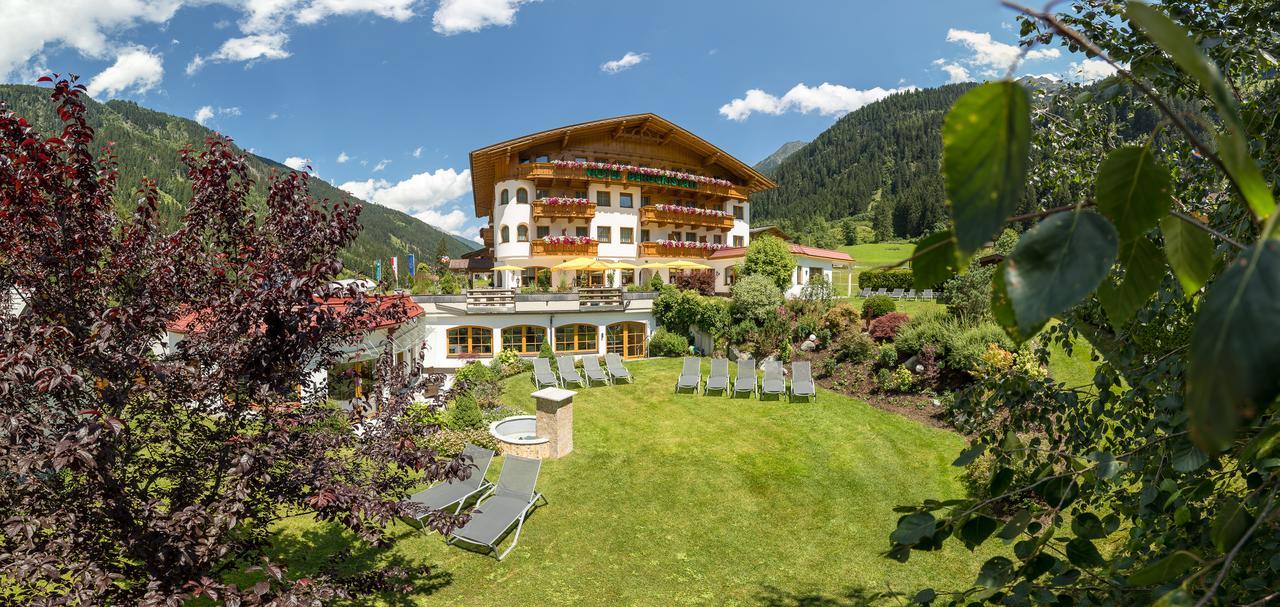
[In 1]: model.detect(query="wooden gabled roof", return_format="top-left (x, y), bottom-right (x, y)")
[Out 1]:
top-left (469, 113), bottom-right (776, 217)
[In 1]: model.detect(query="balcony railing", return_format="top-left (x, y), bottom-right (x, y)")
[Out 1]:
top-left (512, 162), bottom-right (750, 200)
top-left (639, 241), bottom-right (718, 259)
top-left (480, 226), bottom-right (493, 247)
top-left (639, 206), bottom-right (734, 231)
top-left (531, 200), bottom-right (595, 222)
top-left (531, 240), bottom-right (599, 256)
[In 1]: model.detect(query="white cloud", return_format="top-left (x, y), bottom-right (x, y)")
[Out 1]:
top-left (0, 0), bottom-right (181, 80)
top-left (268, 112), bottom-right (279, 120)
top-left (186, 32), bottom-right (290, 74)
top-left (297, 0), bottom-right (416, 25)
top-left (194, 105), bottom-right (215, 125)
top-left (85, 46), bottom-right (164, 98)
top-left (337, 151), bottom-right (351, 163)
top-left (413, 208), bottom-right (472, 236)
top-left (412, 146), bottom-right (423, 158)
top-left (372, 159), bottom-right (391, 172)
top-left (719, 82), bottom-right (916, 121)
top-left (283, 156), bottom-right (311, 170)
top-left (337, 168), bottom-right (473, 236)
top-left (940, 29), bottom-right (1060, 80)
top-left (220, 105), bottom-right (241, 116)
top-left (433, 0), bottom-right (530, 35)
top-left (936, 60), bottom-right (971, 84)
top-left (1068, 58), bottom-right (1118, 83)
top-left (600, 51), bottom-right (647, 74)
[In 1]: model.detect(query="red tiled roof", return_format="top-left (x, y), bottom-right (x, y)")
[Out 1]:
top-left (708, 243), bottom-right (853, 262)
top-left (166, 294), bottom-right (423, 334)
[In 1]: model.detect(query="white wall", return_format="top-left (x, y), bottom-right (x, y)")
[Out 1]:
top-left (493, 179), bottom-right (534, 259)
top-left (417, 310), bottom-right (656, 370)
top-left (785, 259), bottom-right (835, 298)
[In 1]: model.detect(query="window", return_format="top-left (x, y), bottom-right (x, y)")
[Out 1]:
top-left (733, 235), bottom-right (744, 247)
top-left (619, 193), bottom-right (633, 208)
top-left (555, 324), bottom-right (597, 353)
top-left (501, 325), bottom-right (546, 355)
top-left (699, 235), bottom-right (707, 243)
top-left (733, 205), bottom-right (744, 220)
top-left (536, 225), bottom-right (550, 239)
top-left (575, 156), bottom-right (588, 163)
top-left (685, 232), bottom-right (697, 242)
top-left (500, 189), bottom-right (509, 205)
top-left (597, 226), bottom-right (611, 243)
top-left (575, 190), bottom-right (587, 199)
top-left (640, 229), bottom-right (650, 242)
top-left (536, 188), bottom-right (549, 200)
top-left (641, 195), bottom-right (651, 207)
top-left (516, 188), bottom-right (529, 204)
top-left (606, 322), bottom-right (647, 359)
top-left (575, 226), bottom-right (589, 238)
top-left (596, 191), bottom-right (611, 207)
top-left (670, 232), bottom-right (682, 242)
top-left (620, 227), bottom-right (634, 244)
top-left (713, 234), bottom-right (723, 245)
top-left (517, 224), bottom-right (529, 242)
top-left (724, 266), bottom-right (737, 286)
top-left (447, 326), bottom-right (493, 357)
top-left (501, 226), bottom-right (511, 243)
top-left (620, 269), bottom-right (636, 286)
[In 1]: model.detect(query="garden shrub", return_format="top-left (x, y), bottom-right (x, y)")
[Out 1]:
top-left (655, 288), bottom-right (729, 338)
top-left (647, 328), bottom-right (688, 357)
top-left (742, 236), bottom-right (796, 291)
top-left (820, 356), bottom-right (838, 378)
top-left (438, 271), bottom-right (461, 294)
top-left (875, 365), bottom-right (916, 393)
top-left (948, 324), bottom-right (1016, 374)
top-left (868, 311), bottom-right (910, 341)
top-left (730, 274), bottom-right (784, 327)
top-left (861, 294), bottom-right (896, 320)
top-left (674, 269), bottom-right (716, 295)
top-left (793, 314), bottom-right (821, 343)
top-left (799, 273), bottom-right (833, 308)
top-left (448, 392), bottom-right (484, 430)
top-left (425, 428), bottom-right (499, 457)
top-left (878, 344), bottom-right (898, 368)
top-left (489, 349), bottom-right (530, 378)
top-left (896, 311), bottom-right (1015, 374)
top-left (939, 264), bottom-right (995, 322)
top-left (834, 332), bottom-right (875, 364)
top-left (857, 268), bottom-right (914, 290)
top-left (820, 304), bottom-right (861, 343)
top-left (453, 360), bottom-right (497, 389)
top-left (538, 341), bottom-right (555, 359)
top-left (645, 273), bottom-right (666, 292)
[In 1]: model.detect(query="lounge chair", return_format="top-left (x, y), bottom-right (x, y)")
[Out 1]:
top-left (921, 289), bottom-right (935, 300)
top-left (732, 358), bottom-right (757, 397)
top-left (874, 288), bottom-right (889, 296)
top-left (760, 360), bottom-right (786, 398)
top-left (675, 356), bottom-right (701, 393)
top-left (448, 455), bottom-right (547, 561)
top-left (904, 289), bottom-right (917, 300)
top-left (531, 357), bottom-right (558, 389)
top-left (890, 288), bottom-right (905, 299)
top-left (604, 353), bottom-right (633, 383)
top-left (704, 358), bottom-right (730, 395)
top-left (407, 444), bottom-right (495, 526)
top-left (582, 356), bottom-right (610, 386)
top-left (858, 288), bottom-right (872, 298)
top-left (791, 361), bottom-right (816, 402)
top-left (556, 355), bottom-right (586, 388)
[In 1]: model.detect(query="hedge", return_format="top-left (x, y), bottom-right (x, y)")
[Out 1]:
top-left (857, 268), bottom-right (915, 290)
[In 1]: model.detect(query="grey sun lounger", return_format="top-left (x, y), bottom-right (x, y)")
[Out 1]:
top-left (448, 455), bottom-right (547, 561)
top-left (604, 353), bottom-right (633, 383)
top-left (921, 289), bottom-right (935, 300)
top-left (703, 358), bottom-right (730, 395)
top-left (858, 288), bottom-right (872, 298)
top-left (733, 358), bottom-right (757, 397)
top-left (791, 361), bottom-right (816, 402)
top-left (556, 355), bottom-right (586, 388)
top-left (675, 356), bottom-right (701, 393)
top-left (407, 444), bottom-right (495, 527)
top-left (532, 357), bottom-right (559, 389)
top-left (582, 356), bottom-right (610, 385)
top-left (890, 288), bottom-right (905, 299)
top-left (761, 360), bottom-right (786, 397)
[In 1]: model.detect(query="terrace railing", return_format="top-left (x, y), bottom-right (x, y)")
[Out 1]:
top-left (639, 241), bottom-right (717, 259)
top-left (639, 206), bottom-right (734, 231)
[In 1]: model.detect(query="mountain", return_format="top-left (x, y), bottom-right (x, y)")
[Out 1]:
top-left (0, 84), bottom-right (476, 276)
top-left (753, 140), bottom-right (807, 175)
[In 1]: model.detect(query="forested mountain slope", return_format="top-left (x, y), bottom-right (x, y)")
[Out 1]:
top-left (753, 140), bottom-right (807, 175)
top-left (0, 85), bottom-right (476, 276)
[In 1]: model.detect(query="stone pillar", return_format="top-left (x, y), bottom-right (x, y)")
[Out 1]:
top-left (531, 387), bottom-right (575, 459)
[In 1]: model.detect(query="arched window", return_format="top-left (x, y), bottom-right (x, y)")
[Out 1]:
top-left (517, 224), bottom-right (529, 242)
top-left (501, 226), bottom-right (510, 243)
top-left (446, 326), bottom-right (493, 357)
top-left (555, 323), bottom-right (597, 353)
top-left (501, 325), bottom-right (546, 355)
top-left (606, 322), bottom-right (647, 359)
top-left (516, 188), bottom-right (529, 204)
top-left (499, 189), bottom-right (509, 205)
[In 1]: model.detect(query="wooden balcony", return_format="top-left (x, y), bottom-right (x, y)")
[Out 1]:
top-left (513, 162), bottom-right (750, 200)
top-left (532, 200), bottom-right (595, 222)
top-left (639, 206), bottom-right (734, 231)
top-left (577, 287), bottom-right (624, 311)
top-left (480, 226), bottom-right (493, 247)
top-left (639, 241), bottom-right (717, 259)
top-left (531, 240), bottom-right (599, 256)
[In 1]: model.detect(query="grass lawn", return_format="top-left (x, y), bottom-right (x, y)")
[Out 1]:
top-left (830, 242), bottom-right (915, 298)
top-left (265, 358), bottom-right (998, 606)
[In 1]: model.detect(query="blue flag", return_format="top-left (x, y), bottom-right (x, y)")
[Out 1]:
top-left (407, 254), bottom-right (416, 276)
top-left (375, 259), bottom-right (382, 282)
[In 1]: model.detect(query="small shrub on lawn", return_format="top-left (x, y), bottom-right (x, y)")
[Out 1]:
top-left (454, 360), bottom-right (498, 389)
top-left (834, 332), bottom-right (875, 364)
top-left (868, 311), bottom-right (909, 341)
top-left (425, 428), bottom-right (498, 457)
top-left (448, 392), bottom-right (484, 430)
top-left (489, 349), bottom-right (530, 378)
top-left (875, 365), bottom-right (916, 393)
top-left (793, 314), bottom-right (821, 343)
top-left (821, 304), bottom-right (862, 341)
top-left (948, 323), bottom-right (1017, 374)
top-left (648, 328), bottom-right (689, 357)
top-left (538, 341), bottom-right (555, 359)
top-left (862, 294), bottom-right (896, 320)
top-left (895, 311), bottom-right (1014, 374)
top-left (820, 356), bottom-right (839, 378)
top-left (878, 344), bottom-right (898, 368)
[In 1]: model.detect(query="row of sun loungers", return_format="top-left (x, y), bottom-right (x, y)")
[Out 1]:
top-left (676, 357), bottom-right (816, 401)
top-left (858, 288), bottom-right (936, 300)
top-left (532, 354), bottom-right (633, 389)
top-left (407, 444), bottom-right (547, 561)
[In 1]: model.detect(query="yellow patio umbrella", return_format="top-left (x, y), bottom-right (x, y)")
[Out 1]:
top-left (632, 260), bottom-right (669, 270)
top-left (665, 260), bottom-right (712, 270)
top-left (605, 260), bottom-right (638, 270)
top-left (552, 257), bottom-right (612, 271)
top-left (491, 264), bottom-right (524, 272)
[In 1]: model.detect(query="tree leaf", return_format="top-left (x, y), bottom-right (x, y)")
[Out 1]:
top-left (1171, 442), bottom-right (1208, 473)
top-left (1004, 211), bottom-right (1119, 336)
top-left (891, 512), bottom-right (938, 545)
top-left (1158, 214), bottom-right (1214, 298)
top-left (1126, 1), bottom-right (1275, 219)
top-left (1126, 551), bottom-right (1200, 586)
top-left (1071, 512), bottom-right (1106, 540)
top-left (976, 556), bottom-right (1014, 588)
top-left (1095, 146), bottom-right (1173, 240)
top-left (997, 510), bottom-right (1031, 540)
top-left (1186, 240), bottom-right (1280, 451)
top-left (1098, 235), bottom-right (1165, 326)
top-left (912, 230), bottom-right (964, 289)
top-left (1210, 497), bottom-right (1253, 554)
top-left (1065, 538), bottom-right (1105, 568)
top-left (991, 261), bottom-right (1041, 343)
top-left (960, 515), bottom-right (998, 548)
top-left (943, 81), bottom-right (1032, 254)
top-left (953, 442), bottom-right (986, 467)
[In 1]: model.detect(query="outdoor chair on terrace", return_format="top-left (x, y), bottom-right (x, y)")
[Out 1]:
top-left (890, 288), bottom-right (905, 299)
top-left (448, 455), bottom-right (547, 561)
top-left (407, 443), bottom-right (494, 529)
top-left (904, 289), bottom-right (917, 300)
top-left (791, 361), bottom-right (816, 402)
top-left (704, 358), bottom-right (730, 395)
top-left (858, 288), bottom-right (872, 298)
top-left (676, 356), bottom-right (701, 393)
top-left (532, 358), bottom-right (559, 389)
top-left (733, 358), bottom-right (757, 397)
top-left (874, 288), bottom-right (889, 296)
top-left (760, 360), bottom-right (786, 398)
top-left (582, 356), bottom-right (611, 386)
top-left (556, 355), bottom-right (586, 388)
top-left (921, 289), bottom-right (935, 300)
top-left (604, 353), bottom-right (633, 383)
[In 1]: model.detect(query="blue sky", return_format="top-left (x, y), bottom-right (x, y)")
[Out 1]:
top-left (1, 0), bottom-right (1114, 240)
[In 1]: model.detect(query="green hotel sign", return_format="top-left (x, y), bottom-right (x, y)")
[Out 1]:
top-left (584, 168), bottom-right (698, 190)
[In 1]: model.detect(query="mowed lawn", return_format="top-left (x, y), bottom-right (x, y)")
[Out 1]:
top-left (265, 358), bottom-right (997, 606)
top-left (831, 242), bottom-right (915, 300)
